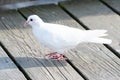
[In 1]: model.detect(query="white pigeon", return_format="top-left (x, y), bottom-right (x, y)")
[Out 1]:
top-left (24, 15), bottom-right (112, 60)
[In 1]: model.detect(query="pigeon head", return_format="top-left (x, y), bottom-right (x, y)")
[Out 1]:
top-left (24, 15), bottom-right (44, 27)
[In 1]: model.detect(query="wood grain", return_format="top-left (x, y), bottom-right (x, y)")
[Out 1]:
top-left (0, 46), bottom-right (26, 80)
top-left (20, 3), bottom-right (120, 80)
top-left (0, 8), bottom-right (83, 80)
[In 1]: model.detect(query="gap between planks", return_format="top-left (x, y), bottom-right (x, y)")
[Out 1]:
top-left (0, 42), bottom-right (32, 80)
top-left (58, 2), bottom-right (120, 59)
top-left (99, 0), bottom-right (120, 15)
top-left (66, 59), bottom-right (89, 80)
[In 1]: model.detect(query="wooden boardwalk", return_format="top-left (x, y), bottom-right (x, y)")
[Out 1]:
top-left (0, 0), bottom-right (120, 80)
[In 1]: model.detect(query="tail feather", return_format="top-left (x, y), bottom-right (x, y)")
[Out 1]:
top-left (86, 30), bottom-right (108, 37)
top-left (89, 38), bottom-right (112, 44)
top-left (84, 30), bottom-right (112, 44)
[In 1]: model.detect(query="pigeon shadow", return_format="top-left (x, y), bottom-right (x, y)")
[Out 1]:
top-left (0, 57), bottom-right (67, 70)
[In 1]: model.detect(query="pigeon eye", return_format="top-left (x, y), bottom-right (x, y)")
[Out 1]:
top-left (30, 19), bottom-right (33, 21)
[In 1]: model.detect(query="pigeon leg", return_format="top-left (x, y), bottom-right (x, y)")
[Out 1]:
top-left (45, 52), bottom-right (67, 60)
top-left (51, 54), bottom-right (67, 60)
top-left (51, 54), bottom-right (68, 60)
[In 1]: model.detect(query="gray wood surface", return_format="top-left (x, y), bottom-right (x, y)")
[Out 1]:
top-left (0, 0), bottom-right (29, 5)
top-left (0, 9), bottom-right (83, 80)
top-left (102, 0), bottom-right (120, 13)
top-left (0, 46), bottom-right (26, 80)
top-left (19, 4), bottom-right (120, 80)
top-left (0, 0), bottom-right (66, 10)
top-left (60, 0), bottom-right (120, 54)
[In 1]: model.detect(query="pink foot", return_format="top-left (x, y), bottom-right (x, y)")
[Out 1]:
top-left (45, 52), bottom-right (67, 60)
top-left (45, 52), bottom-right (57, 58)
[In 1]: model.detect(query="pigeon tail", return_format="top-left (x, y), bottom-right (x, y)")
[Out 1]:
top-left (89, 38), bottom-right (112, 44)
top-left (84, 30), bottom-right (112, 44)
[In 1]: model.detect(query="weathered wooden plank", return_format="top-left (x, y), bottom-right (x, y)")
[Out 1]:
top-left (0, 0), bottom-right (67, 10)
top-left (102, 0), bottom-right (120, 13)
top-left (60, 0), bottom-right (120, 54)
top-left (0, 46), bottom-right (26, 80)
top-left (20, 3), bottom-right (120, 80)
top-left (0, 0), bottom-right (29, 5)
top-left (0, 8), bottom-right (83, 80)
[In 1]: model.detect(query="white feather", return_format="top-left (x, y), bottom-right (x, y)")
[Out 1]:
top-left (26, 15), bottom-right (112, 53)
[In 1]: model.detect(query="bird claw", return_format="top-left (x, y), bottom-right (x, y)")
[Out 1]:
top-left (45, 52), bottom-right (67, 60)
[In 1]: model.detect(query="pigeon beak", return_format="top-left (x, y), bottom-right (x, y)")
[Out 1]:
top-left (24, 21), bottom-right (29, 27)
